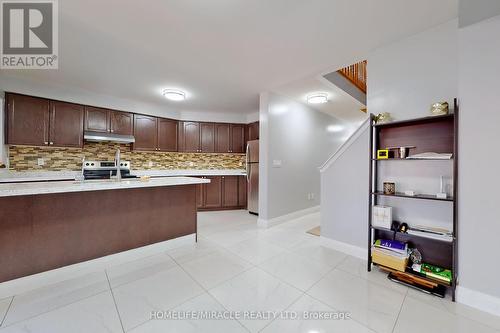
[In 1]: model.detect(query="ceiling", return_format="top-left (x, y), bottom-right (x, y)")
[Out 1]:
top-left (1, 0), bottom-right (458, 116)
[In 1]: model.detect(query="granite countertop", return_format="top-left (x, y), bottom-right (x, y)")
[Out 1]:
top-left (0, 176), bottom-right (211, 197)
top-left (0, 169), bottom-right (247, 183)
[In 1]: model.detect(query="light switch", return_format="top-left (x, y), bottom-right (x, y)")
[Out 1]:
top-left (272, 160), bottom-right (282, 168)
top-left (37, 158), bottom-right (45, 166)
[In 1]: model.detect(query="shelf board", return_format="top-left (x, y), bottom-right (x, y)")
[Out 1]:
top-left (373, 113), bottom-right (454, 128)
top-left (372, 191), bottom-right (454, 202)
top-left (372, 158), bottom-right (453, 161)
top-left (371, 225), bottom-right (454, 244)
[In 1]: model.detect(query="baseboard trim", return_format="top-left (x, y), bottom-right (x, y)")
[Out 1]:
top-left (0, 234), bottom-right (196, 299)
top-left (257, 206), bottom-right (320, 228)
top-left (456, 286), bottom-right (500, 317)
top-left (320, 236), bottom-right (366, 260)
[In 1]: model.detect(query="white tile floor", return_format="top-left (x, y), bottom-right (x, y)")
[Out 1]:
top-left (0, 210), bottom-right (499, 333)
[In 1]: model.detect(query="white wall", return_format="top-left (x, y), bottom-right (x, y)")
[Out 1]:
top-left (459, 0), bottom-right (500, 27)
top-left (259, 92), bottom-right (352, 221)
top-left (458, 14), bottom-right (500, 303)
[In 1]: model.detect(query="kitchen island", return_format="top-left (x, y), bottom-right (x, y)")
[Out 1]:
top-left (0, 177), bottom-right (209, 283)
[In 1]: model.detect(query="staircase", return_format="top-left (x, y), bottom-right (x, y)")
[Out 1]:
top-left (337, 60), bottom-right (367, 94)
top-left (323, 60), bottom-right (367, 107)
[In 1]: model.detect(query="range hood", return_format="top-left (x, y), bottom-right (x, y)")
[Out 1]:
top-left (84, 131), bottom-right (135, 144)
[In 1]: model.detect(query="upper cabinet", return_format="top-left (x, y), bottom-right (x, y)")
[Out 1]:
top-left (248, 121), bottom-right (259, 141)
top-left (133, 115), bottom-right (178, 152)
top-left (230, 124), bottom-right (246, 153)
top-left (200, 123), bottom-right (215, 153)
top-left (6, 93), bottom-right (83, 148)
top-left (85, 106), bottom-right (133, 136)
top-left (215, 123), bottom-right (230, 153)
top-left (133, 114), bottom-right (158, 151)
top-left (49, 101), bottom-right (84, 148)
top-left (179, 121), bottom-right (201, 152)
top-left (157, 118), bottom-right (178, 152)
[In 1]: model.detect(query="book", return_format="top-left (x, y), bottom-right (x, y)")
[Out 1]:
top-left (413, 263), bottom-right (452, 283)
top-left (374, 239), bottom-right (407, 255)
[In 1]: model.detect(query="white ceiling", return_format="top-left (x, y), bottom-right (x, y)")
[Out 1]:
top-left (272, 75), bottom-right (367, 124)
top-left (1, 0), bottom-right (458, 117)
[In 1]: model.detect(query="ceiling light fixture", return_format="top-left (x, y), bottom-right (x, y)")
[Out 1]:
top-left (306, 92), bottom-right (329, 104)
top-left (162, 89), bottom-right (186, 101)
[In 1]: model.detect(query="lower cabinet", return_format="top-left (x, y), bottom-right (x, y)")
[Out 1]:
top-left (197, 176), bottom-right (247, 211)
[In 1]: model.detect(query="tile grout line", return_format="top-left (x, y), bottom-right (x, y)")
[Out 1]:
top-left (0, 296), bottom-right (14, 327)
top-left (105, 270), bottom-right (126, 333)
top-left (391, 288), bottom-right (408, 333)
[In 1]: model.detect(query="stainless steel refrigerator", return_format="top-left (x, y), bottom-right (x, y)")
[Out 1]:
top-left (246, 140), bottom-right (259, 215)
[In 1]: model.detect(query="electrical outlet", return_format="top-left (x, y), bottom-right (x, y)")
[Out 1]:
top-left (148, 161), bottom-right (153, 168)
top-left (188, 161), bottom-right (195, 167)
top-left (307, 193), bottom-right (315, 200)
top-left (37, 158), bottom-right (45, 166)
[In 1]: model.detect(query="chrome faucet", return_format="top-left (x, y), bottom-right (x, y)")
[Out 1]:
top-left (115, 148), bottom-right (121, 181)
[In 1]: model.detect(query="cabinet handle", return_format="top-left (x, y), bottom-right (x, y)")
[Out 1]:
top-left (49, 142), bottom-right (54, 145)
top-left (44, 141), bottom-right (48, 145)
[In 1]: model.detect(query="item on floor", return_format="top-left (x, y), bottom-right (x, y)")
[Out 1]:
top-left (406, 152), bottom-right (453, 160)
top-left (306, 226), bottom-right (321, 236)
top-left (371, 245), bottom-right (409, 272)
top-left (413, 263), bottom-right (452, 284)
top-left (374, 112), bottom-right (392, 124)
top-left (404, 190), bottom-right (416, 196)
top-left (430, 101), bottom-right (449, 116)
top-left (398, 222), bottom-right (409, 233)
top-left (387, 271), bottom-right (446, 298)
top-left (409, 248), bottom-right (422, 265)
top-left (372, 205), bottom-right (393, 229)
top-left (376, 149), bottom-right (395, 159)
top-left (383, 182), bottom-right (396, 195)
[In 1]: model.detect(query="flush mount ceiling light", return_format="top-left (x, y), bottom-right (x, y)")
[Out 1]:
top-left (306, 92), bottom-right (329, 104)
top-left (162, 89), bottom-right (186, 101)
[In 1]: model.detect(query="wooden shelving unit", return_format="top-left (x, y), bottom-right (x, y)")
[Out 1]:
top-left (368, 99), bottom-right (459, 301)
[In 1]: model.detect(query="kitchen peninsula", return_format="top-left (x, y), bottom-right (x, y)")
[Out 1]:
top-left (0, 177), bottom-right (209, 283)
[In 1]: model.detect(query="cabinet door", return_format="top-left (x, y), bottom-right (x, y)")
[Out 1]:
top-left (110, 111), bottom-right (133, 135)
top-left (230, 124), bottom-right (246, 153)
top-left (133, 114), bottom-right (158, 151)
top-left (157, 118), bottom-right (178, 152)
top-left (200, 123), bottom-right (215, 153)
top-left (49, 101), bottom-right (84, 148)
top-left (248, 121), bottom-right (259, 141)
top-left (6, 93), bottom-right (50, 146)
top-left (85, 106), bottom-right (109, 133)
top-left (238, 176), bottom-right (248, 208)
top-left (203, 176), bottom-right (222, 208)
top-left (222, 176), bottom-right (239, 208)
top-left (181, 121), bottom-right (200, 152)
top-left (215, 123), bottom-right (230, 153)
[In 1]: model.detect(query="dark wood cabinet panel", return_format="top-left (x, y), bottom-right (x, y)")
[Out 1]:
top-left (203, 176), bottom-right (222, 208)
top-left (180, 121), bottom-right (201, 152)
top-left (196, 183), bottom-right (204, 209)
top-left (238, 176), bottom-right (247, 208)
top-left (157, 118), bottom-right (178, 152)
top-left (200, 123), bottom-right (215, 153)
top-left (49, 101), bottom-right (84, 148)
top-left (110, 111), bottom-right (133, 135)
top-left (248, 121), bottom-right (259, 141)
top-left (222, 176), bottom-right (239, 207)
top-left (215, 123), bottom-right (230, 153)
top-left (6, 93), bottom-right (50, 146)
top-left (231, 124), bottom-right (246, 153)
top-left (85, 106), bottom-right (109, 133)
top-left (133, 114), bottom-right (157, 151)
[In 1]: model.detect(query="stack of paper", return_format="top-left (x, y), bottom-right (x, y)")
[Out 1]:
top-left (407, 225), bottom-right (453, 242)
top-left (406, 152), bottom-right (453, 160)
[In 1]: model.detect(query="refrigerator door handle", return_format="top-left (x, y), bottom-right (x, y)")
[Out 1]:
top-left (246, 143), bottom-right (250, 182)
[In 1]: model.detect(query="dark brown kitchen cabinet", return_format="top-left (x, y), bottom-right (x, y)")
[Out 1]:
top-left (5, 93), bottom-right (84, 148)
top-left (248, 121), bottom-right (259, 141)
top-left (230, 124), bottom-right (246, 153)
top-left (238, 176), bottom-right (247, 208)
top-left (215, 123), bottom-right (230, 153)
top-left (203, 176), bottom-right (222, 208)
top-left (110, 111), bottom-right (133, 135)
top-left (200, 123), bottom-right (215, 153)
top-left (157, 118), bottom-right (178, 152)
top-left (6, 93), bottom-right (50, 146)
top-left (85, 106), bottom-right (109, 133)
top-left (49, 101), bottom-right (84, 148)
top-left (179, 121), bottom-right (201, 152)
top-left (133, 114), bottom-right (157, 151)
top-left (196, 182), bottom-right (204, 209)
top-left (222, 176), bottom-right (239, 207)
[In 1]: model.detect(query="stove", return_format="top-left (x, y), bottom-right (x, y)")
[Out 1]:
top-left (82, 160), bottom-right (138, 180)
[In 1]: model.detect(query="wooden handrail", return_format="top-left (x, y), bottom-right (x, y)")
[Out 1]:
top-left (338, 60), bottom-right (367, 94)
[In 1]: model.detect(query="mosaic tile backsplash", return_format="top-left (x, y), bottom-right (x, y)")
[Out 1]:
top-left (9, 142), bottom-right (246, 171)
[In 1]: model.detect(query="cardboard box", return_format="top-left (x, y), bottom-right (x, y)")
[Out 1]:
top-left (372, 247), bottom-right (408, 272)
